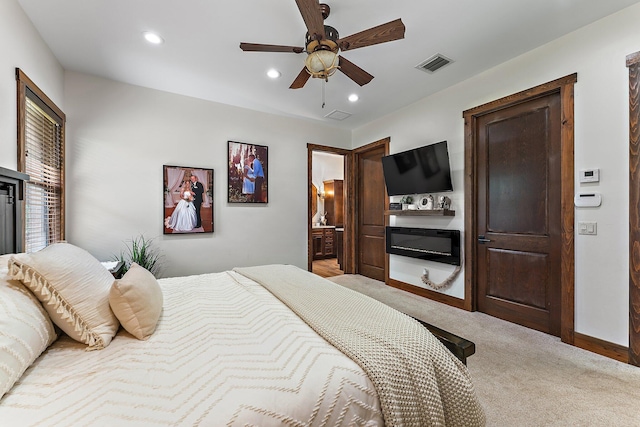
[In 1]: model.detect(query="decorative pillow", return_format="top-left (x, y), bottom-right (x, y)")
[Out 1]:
top-left (109, 263), bottom-right (163, 340)
top-left (0, 254), bottom-right (57, 400)
top-left (8, 243), bottom-right (119, 350)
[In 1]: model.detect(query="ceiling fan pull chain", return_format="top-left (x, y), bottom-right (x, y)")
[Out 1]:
top-left (321, 79), bottom-right (326, 108)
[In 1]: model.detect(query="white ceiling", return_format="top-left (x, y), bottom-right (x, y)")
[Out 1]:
top-left (17, 0), bottom-right (640, 130)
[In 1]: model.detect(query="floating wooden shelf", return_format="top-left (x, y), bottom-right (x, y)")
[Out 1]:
top-left (384, 209), bottom-right (455, 217)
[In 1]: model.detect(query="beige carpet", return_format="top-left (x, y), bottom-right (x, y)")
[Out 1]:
top-left (326, 274), bottom-right (640, 427)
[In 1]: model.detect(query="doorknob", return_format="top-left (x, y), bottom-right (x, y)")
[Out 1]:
top-left (478, 235), bottom-right (491, 244)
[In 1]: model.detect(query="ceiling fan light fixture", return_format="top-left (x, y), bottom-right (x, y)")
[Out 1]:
top-left (304, 49), bottom-right (339, 80)
top-left (348, 94), bottom-right (359, 102)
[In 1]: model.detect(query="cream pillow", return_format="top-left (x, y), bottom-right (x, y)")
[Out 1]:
top-left (109, 263), bottom-right (163, 340)
top-left (8, 243), bottom-right (119, 350)
top-left (0, 254), bottom-right (57, 400)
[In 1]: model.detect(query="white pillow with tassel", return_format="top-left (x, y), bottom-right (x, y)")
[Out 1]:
top-left (8, 243), bottom-right (119, 350)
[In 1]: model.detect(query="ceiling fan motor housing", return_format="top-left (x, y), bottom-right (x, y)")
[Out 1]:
top-left (305, 25), bottom-right (339, 53)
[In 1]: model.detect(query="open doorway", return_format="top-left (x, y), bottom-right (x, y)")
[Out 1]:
top-left (307, 140), bottom-right (389, 281)
top-left (308, 144), bottom-right (352, 277)
top-left (310, 150), bottom-right (345, 277)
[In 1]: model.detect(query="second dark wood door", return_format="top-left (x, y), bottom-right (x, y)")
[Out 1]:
top-left (476, 92), bottom-right (562, 336)
top-left (357, 144), bottom-right (387, 281)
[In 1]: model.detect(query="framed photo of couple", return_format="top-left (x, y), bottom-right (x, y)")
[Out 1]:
top-left (163, 165), bottom-right (214, 234)
top-left (227, 141), bottom-right (268, 204)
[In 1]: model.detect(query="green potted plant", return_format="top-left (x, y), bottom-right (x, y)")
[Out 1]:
top-left (400, 195), bottom-right (414, 210)
top-left (114, 235), bottom-right (162, 278)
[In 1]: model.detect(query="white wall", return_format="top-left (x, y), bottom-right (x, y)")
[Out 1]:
top-left (0, 0), bottom-right (64, 170)
top-left (64, 71), bottom-right (351, 278)
top-left (353, 3), bottom-right (640, 346)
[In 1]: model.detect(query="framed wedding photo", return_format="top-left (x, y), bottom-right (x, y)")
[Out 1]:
top-left (163, 165), bottom-right (214, 234)
top-left (227, 141), bottom-right (268, 204)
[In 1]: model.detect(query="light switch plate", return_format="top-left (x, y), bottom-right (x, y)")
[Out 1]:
top-left (578, 221), bottom-right (597, 235)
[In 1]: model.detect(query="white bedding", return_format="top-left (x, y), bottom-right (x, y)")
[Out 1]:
top-left (0, 271), bottom-right (384, 426)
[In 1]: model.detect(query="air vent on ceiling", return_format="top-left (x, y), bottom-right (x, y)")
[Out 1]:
top-left (325, 109), bottom-right (352, 121)
top-left (415, 54), bottom-right (453, 74)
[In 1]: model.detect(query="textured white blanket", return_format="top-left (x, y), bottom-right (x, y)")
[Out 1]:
top-left (235, 264), bottom-right (486, 427)
top-left (1, 270), bottom-right (384, 426)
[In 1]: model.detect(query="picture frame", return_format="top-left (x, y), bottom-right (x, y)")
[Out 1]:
top-left (163, 165), bottom-right (214, 234)
top-left (227, 141), bottom-right (268, 203)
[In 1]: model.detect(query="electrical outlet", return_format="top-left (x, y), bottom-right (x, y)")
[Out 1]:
top-left (578, 221), bottom-right (597, 235)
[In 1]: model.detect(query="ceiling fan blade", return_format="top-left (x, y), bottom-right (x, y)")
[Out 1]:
top-left (338, 18), bottom-right (405, 51)
top-left (295, 0), bottom-right (326, 41)
top-left (240, 43), bottom-right (304, 53)
top-left (338, 56), bottom-right (374, 86)
top-left (290, 67), bottom-right (311, 89)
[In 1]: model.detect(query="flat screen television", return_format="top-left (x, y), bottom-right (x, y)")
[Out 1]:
top-left (381, 141), bottom-right (453, 196)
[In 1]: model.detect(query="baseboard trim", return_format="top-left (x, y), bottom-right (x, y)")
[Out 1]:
top-left (574, 332), bottom-right (629, 363)
top-left (386, 279), bottom-right (630, 364)
top-left (387, 278), bottom-right (466, 310)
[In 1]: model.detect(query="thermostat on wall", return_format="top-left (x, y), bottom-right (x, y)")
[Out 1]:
top-left (574, 192), bottom-right (602, 207)
top-left (579, 168), bottom-right (600, 183)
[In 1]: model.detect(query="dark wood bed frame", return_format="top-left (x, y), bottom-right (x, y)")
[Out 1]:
top-left (412, 316), bottom-right (476, 365)
top-left (0, 167), bottom-right (29, 256)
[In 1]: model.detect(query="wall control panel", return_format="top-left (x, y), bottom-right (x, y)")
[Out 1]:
top-left (579, 168), bottom-right (600, 183)
top-left (574, 192), bottom-right (602, 207)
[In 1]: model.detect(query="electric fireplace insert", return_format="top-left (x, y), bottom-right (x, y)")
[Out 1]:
top-left (385, 226), bottom-right (460, 266)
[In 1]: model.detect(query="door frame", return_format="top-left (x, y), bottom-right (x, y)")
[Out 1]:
top-left (463, 74), bottom-right (577, 344)
top-left (352, 137), bottom-right (390, 280)
top-left (307, 144), bottom-right (353, 273)
top-left (627, 51), bottom-right (640, 366)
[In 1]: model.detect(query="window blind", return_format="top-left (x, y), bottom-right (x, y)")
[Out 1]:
top-left (17, 69), bottom-right (66, 254)
top-left (24, 98), bottom-right (63, 252)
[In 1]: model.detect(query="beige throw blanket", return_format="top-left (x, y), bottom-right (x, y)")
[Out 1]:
top-left (235, 265), bottom-right (485, 427)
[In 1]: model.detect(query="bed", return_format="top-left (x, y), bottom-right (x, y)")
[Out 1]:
top-left (0, 243), bottom-right (485, 426)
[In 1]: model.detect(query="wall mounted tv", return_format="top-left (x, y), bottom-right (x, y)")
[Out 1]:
top-left (381, 141), bottom-right (453, 196)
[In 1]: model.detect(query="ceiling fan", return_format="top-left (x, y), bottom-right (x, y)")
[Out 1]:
top-left (240, 0), bottom-right (405, 89)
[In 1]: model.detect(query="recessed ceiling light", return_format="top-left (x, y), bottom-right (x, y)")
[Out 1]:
top-left (348, 94), bottom-right (359, 102)
top-left (143, 31), bottom-right (164, 45)
top-left (267, 69), bottom-right (281, 79)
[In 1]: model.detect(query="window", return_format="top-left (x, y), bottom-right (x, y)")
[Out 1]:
top-left (16, 69), bottom-right (66, 253)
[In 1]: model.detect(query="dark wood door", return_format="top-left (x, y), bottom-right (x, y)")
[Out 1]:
top-left (476, 92), bottom-right (562, 336)
top-left (357, 144), bottom-right (387, 281)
